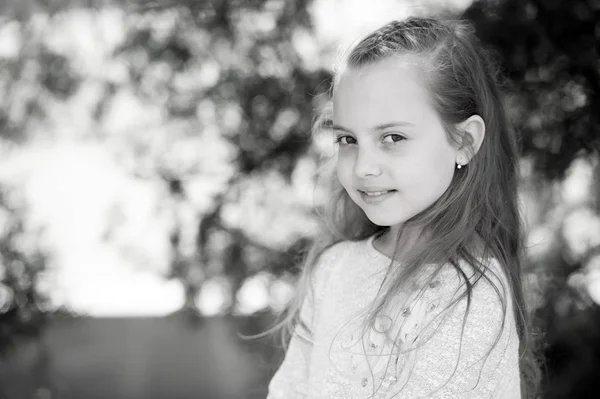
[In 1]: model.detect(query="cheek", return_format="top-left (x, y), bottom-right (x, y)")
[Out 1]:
top-left (404, 143), bottom-right (455, 189)
top-left (424, 148), bottom-right (455, 190)
top-left (335, 152), bottom-right (354, 184)
top-left (335, 160), bottom-right (349, 191)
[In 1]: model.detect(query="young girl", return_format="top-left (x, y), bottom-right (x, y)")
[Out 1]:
top-left (266, 16), bottom-right (540, 398)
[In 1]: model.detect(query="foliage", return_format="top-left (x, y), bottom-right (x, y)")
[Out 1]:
top-left (109, 0), bottom-right (332, 313)
top-left (466, 0), bottom-right (600, 181)
top-left (0, 0), bottom-right (332, 323)
top-left (0, 189), bottom-right (48, 355)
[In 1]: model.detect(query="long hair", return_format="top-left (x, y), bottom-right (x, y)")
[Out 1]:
top-left (262, 16), bottom-right (542, 398)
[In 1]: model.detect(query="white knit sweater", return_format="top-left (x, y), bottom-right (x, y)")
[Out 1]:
top-left (267, 235), bottom-right (521, 398)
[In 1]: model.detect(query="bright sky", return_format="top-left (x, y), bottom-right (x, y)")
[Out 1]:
top-left (312, 0), bottom-right (474, 49)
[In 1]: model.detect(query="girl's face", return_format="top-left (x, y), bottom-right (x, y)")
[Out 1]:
top-left (333, 58), bottom-right (458, 230)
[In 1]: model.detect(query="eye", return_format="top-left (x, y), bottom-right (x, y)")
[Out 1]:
top-left (382, 134), bottom-right (406, 144)
top-left (334, 135), bottom-right (357, 145)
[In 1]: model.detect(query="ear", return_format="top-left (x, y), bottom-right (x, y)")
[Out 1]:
top-left (455, 115), bottom-right (486, 166)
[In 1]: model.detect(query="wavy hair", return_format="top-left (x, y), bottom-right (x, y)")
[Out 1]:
top-left (260, 16), bottom-right (542, 398)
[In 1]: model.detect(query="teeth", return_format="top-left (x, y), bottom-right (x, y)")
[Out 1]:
top-left (364, 191), bottom-right (391, 196)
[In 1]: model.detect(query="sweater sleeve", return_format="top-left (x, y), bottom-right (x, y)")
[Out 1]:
top-left (393, 262), bottom-right (522, 399)
top-left (266, 247), bottom-right (336, 399)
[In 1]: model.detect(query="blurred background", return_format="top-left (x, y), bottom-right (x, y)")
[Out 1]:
top-left (0, 0), bottom-right (598, 398)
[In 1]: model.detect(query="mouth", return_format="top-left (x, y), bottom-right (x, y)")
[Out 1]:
top-left (358, 189), bottom-right (397, 203)
top-left (359, 190), bottom-right (396, 196)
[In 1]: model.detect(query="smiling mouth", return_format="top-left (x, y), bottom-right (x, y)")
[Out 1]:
top-left (359, 189), bottom-right (396, 197)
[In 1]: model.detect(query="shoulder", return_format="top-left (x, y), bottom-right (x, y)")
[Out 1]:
top-left (313, 238), bottom-right (371, 270)
top-left (433, 258), bottom-right (515, 334)
top-left (410, 258), bottom-right (515, 340)
top-left (308, 240), bottom-right (348, 286)
top-left (319, 238), bottom-right (368, 260)
top-left (434, 258), bottom-right (511, 301)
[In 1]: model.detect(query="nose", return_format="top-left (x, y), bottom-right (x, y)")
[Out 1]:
top-left (354, 145), bottom-right (382, 178)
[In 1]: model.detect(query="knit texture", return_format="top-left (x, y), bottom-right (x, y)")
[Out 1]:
top-left (267, 235), bottom-right (521, 399)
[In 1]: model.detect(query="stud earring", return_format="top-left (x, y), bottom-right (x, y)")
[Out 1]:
top-left (456, 163), bottom-right (462, 169)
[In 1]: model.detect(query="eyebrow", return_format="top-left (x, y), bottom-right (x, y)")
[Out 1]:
top-left (331, 122), bottom-right (415, 133)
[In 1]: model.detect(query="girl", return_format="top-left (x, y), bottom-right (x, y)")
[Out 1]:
top-left (266, 16), bottom-right (540, 398)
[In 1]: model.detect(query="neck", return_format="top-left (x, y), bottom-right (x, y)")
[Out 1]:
top-left (374, 226), bottom-right (488, 263)
top-left (374, 224), bottom-right (430, 261)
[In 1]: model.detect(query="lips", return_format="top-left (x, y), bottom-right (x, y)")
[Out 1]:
top-left (358, 189), bottom-right (397, 203)
top-left (360, 190), bottom-right (395, 196)
top-left (359, 188), bottom-right (396, 195)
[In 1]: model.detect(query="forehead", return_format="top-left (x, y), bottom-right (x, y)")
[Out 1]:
top-left (332, 59), bottom-right (434, 126)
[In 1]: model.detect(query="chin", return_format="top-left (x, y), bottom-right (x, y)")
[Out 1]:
top-left (362, 212), bottom-right (406, 228)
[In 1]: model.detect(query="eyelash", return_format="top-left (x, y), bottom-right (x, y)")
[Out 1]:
top-left (334, 134), bottom-right (406, 145)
